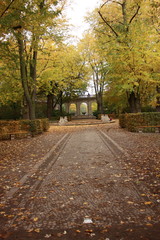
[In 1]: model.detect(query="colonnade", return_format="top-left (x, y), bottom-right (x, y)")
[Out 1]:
top-left (63, 96), bottom-right (97, 116)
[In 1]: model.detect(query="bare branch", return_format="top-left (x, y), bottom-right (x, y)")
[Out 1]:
top-left (0, 0), bottom-right (16, 18)
top-left (99, 0), bottom-right (110, 11)
top-left (98, 10), bottom-right (119, 37)
top-left (129, 5), bottom-right (140, 25)
top-left (100, 0), bottom-right (122, 9)
top-left (112, 1), bottom-right (123, 6)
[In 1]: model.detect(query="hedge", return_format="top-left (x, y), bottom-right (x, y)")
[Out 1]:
top-left (20, 119), bottom-right (49, 135)
top-left (0, 119), bottom-right (49, 140)
top-left (119, 114), bottom-right (127, 128)
top-left (119, 112), bottom-right (160, 132)
top-left (0, 121), bottom-right (21, 134)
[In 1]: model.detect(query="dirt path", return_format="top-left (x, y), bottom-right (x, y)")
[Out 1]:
top-left (0, 124), bottom-right (160, 239)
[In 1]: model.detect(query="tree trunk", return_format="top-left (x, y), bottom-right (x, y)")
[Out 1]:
top-left (47, 94), bottom-right (53, 119)
top-left (135, 94), bottom-right (141, 113)
top-left (30, 48), bottom-right (37, 119)
top-left (16, 31), bottom-right (36, 120)
top-left (22, 97), bottom-right (29, 119)
top-left (156, 86), bottom-right (160, 112)
top-left (128, 91), bottom-right (141, 113)
top-left (59, 91), bottom-right (63, 116)
top-left (96, 92), bottom-right (103, 113)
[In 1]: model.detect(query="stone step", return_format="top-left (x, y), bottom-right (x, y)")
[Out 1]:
top-left (72, 115), bottom-right (96, 119)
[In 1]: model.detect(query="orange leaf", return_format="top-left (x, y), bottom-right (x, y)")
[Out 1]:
top-left (144, 201), bottom-right (152, 205)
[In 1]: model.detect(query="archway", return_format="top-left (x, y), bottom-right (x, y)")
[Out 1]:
top-left (69, 103), bottom-right (77, 115)
top-left (62, 104), bottom-right (66, 112)
top-left (91, 102), bottom-right (97, 113)
top-left (80, 102), bottom-right (88, 115)
top-left (58, 95), bottom-right (97, 117)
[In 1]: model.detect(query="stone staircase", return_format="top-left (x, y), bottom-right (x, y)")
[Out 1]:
top-left (72, 115), bottom-right (96, 120)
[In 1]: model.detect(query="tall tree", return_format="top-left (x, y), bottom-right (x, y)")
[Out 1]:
top-left (86, 0), bottom-right (160, 113)
top-left (38, 43), bottom-right (89, 118)
top-left (0, 37), bottom-right (23, 105)
top-left (0, 0), bottom-right (67, 119)
top-left (79, 34), bottom-right (109, 113)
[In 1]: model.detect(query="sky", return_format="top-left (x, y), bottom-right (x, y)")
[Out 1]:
top-left (65, 0), bottom-right (99, 40)
top-left (64, 0), bottom-right (100, 94)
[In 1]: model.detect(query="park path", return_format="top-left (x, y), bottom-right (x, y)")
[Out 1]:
top-left (0, 125), bottom-right (160, 239)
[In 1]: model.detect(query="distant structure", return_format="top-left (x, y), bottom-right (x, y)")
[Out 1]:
top-left (62, 95), bottom-right (97, 118)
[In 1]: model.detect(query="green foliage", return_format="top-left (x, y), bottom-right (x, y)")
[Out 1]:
top-left (20, 119), bottom-right (49, 135)
top-left (119, 112), bottom-right (160, 132)
top-left (35, 103), bottom-right (47, 119)
top-left (119, 114), bottom-right (127, 128)
top-left (93, 110), bottom-right (108, 119)
top-left (86, 0), bottom-right (160, 112)
top-left (79, 34), bottom-right (108, 112)
top-left (51, 110), bottom-right (72, 120)
top-left (141, 106), bottom-right (157, 112)
top-left (0, 0), bottom-right (68, 119)
top-left (0, 102), bottom-right (22, 120)
top-left (38, 43), bottom-right (89, 101)
top-left (0, 40), bottom-right (23, 105)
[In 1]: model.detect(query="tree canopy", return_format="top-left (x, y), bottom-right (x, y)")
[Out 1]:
top-left (85, 0), bottom-right (160, 113)
top-left (0, 0), bottom-right (160, 120)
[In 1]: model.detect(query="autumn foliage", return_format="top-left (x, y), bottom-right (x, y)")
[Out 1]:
top-left (119, 112), bottom-right (160, 132)
top-left (0, 118), bottom-right (49, 140)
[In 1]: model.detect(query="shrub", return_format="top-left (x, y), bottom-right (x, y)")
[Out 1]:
top-left (0, 102), bottom-right (22, 120)
top-left (0, 121), bottom-right (20, 134)
top-left (0, 119), bottom-right (50, 140)
top-left (119, 114), bottom-right (127, 128)
top-left (0, 120), bottom-right (23, 140)
top-left (41, 118), bottom-right (50, 131)
top-left (119, 112), bottom-right (160, 132)
top-left (20, 119), bottom-right (49, 135)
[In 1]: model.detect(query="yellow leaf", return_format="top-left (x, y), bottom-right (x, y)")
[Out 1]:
top-left (127, 201), bottom-right (134, 204)
top-left (33, 217), bottom-right (38, 222)
top-left (85, 229), bottom-right (93, 233)
top-left (17, 212), bottom-right (23, 216)
top-left (8, 215), bottom-right (14, 218)
top-left (144, 202), bottom-right (152, 205)
top-left (120, 221), bottom-right (125, 224)
top-left (146, 223), bottom-right (153, 227)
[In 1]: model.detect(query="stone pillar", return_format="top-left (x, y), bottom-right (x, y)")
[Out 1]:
top-left (65, 103), bottom-right (70, 113)
top-left (88, 101), bottom-right (92, 116)
top-left (76, 102), bottom-right (81, 116)
top-left (86, 101), bottom-right (89, 115)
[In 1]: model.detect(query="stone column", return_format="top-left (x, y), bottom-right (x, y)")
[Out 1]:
top-left (65, 103), bottom-right (70, 113)
top-left (76, 102), bottom-right (81, 116)
top-left (88, 101), bottom-right (92, 116)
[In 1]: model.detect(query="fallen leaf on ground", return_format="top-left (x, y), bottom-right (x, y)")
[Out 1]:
top-left (144, 201), bottom-right (152, 205)
top-left (127, 201), bottom-right (134, 204)
top-left (85, 229), bottom-right (93, 233)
